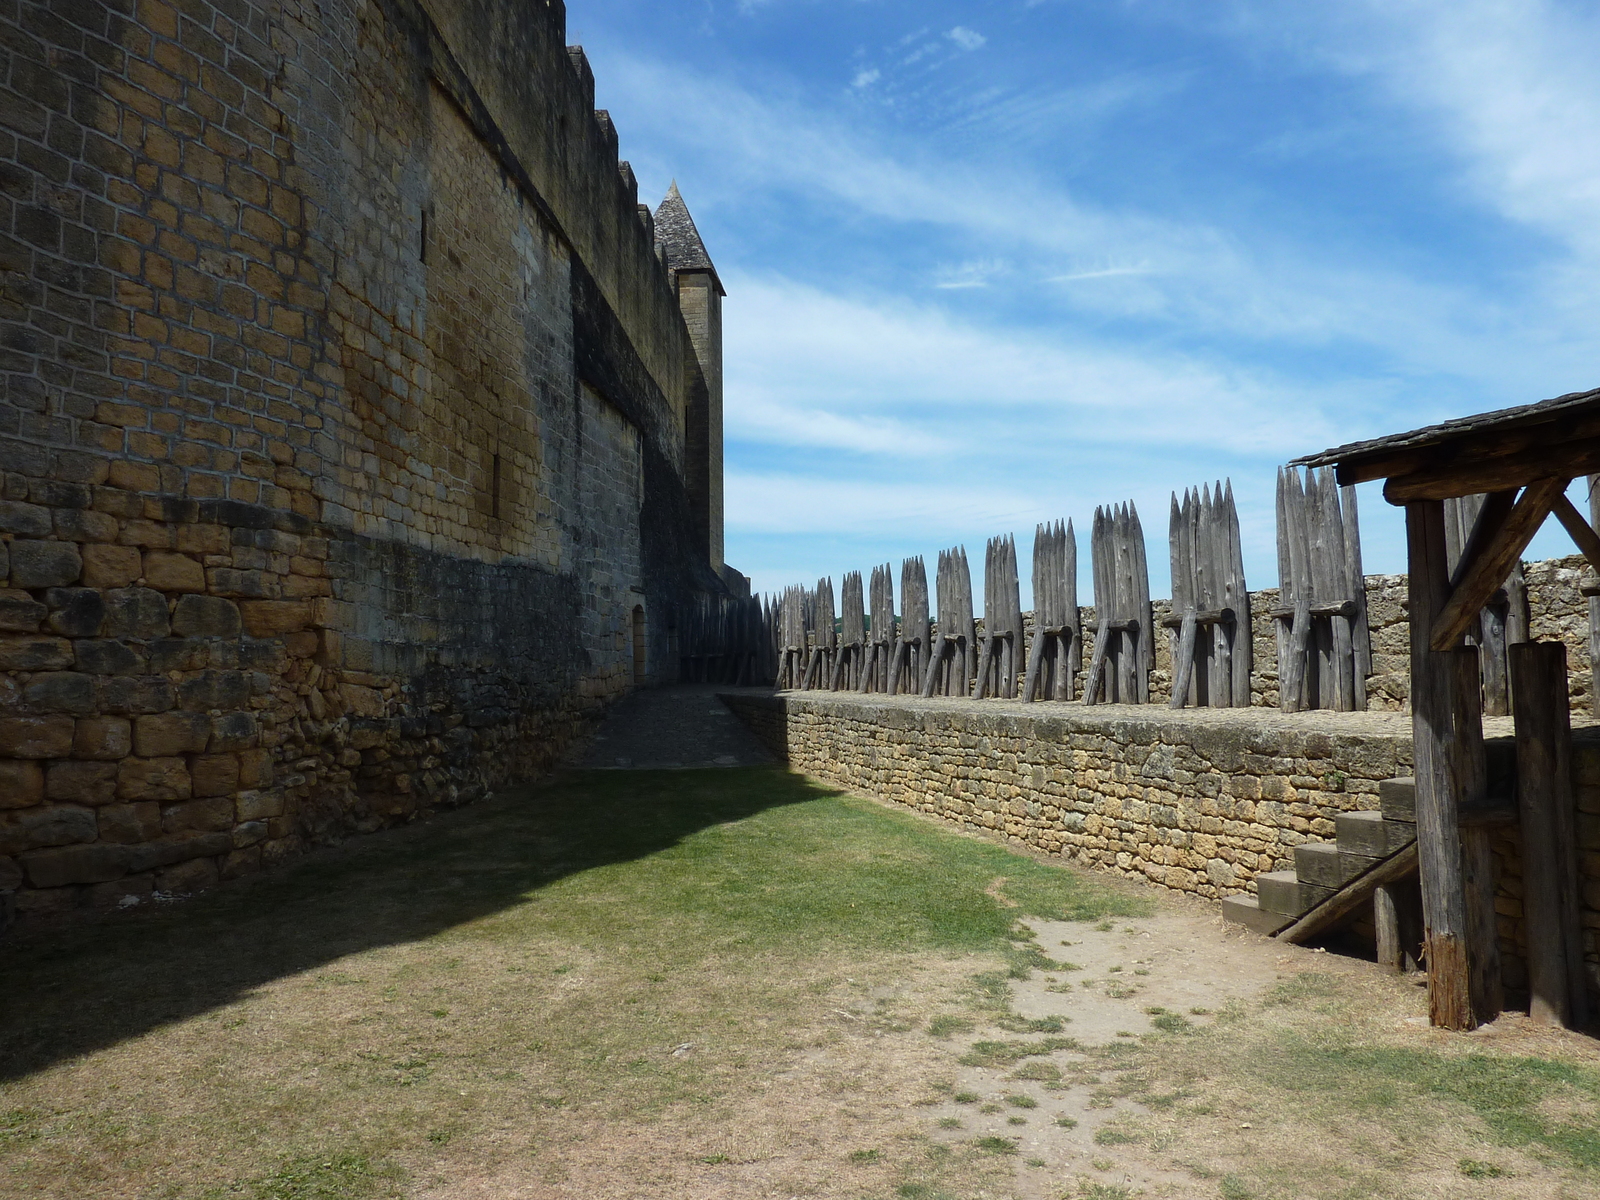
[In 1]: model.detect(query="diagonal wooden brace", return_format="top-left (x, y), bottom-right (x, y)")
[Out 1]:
top-left (1429, 478), bottom-right (1567, 652)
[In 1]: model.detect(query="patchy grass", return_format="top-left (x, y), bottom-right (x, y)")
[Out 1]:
top-left (972, 1136), bottom-right (1018, 1155)
top-left (1257, 1039), bottom-right (1600, 1171)
top-left (926, 1014), bottom-right (975, 1039)
top-left (959, 1037), bottom-right (1081, 1067)
top-left (1009, 959), bottom-right (1600, 1199)
top-left (0, 766), bottom-right (1140, 1199)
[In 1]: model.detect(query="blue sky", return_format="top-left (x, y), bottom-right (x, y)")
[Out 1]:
top-left (570, 0), bottom-right (1600, 602)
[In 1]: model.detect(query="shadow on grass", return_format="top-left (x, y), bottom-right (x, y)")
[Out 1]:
top-left (0, 766), bottom-right (832, 1084)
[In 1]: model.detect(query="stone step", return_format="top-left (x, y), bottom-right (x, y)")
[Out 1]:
top-left (1336, 810), bottom-right (1415, 858)
top-left (1380, 777), bottom-right (1416, 823)
top-left (1256, 869), bottom-right (1334, 918)
top-left (1221, 894), bottom-right (1290, 936)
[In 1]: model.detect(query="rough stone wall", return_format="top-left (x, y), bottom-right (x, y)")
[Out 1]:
top-left (723, 693), bottom-right (1600, 1001)
top-left (0, 0), bottom-right (723, 921)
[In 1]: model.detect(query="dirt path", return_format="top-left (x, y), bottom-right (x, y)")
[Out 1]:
top-left (919, 896), bottom-right (1323, 1197)
top-left (578, 686), bottom-right (774, 769)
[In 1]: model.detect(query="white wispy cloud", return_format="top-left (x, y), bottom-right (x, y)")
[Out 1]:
top-left (723, 273), bottom-right (1351, 460)
top-left (598, 46), bottom-right (1577, 398)
top-left (947, 26), bottom-right (987, 52)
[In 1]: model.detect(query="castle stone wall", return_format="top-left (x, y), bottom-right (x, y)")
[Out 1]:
top-left (0, 0), bottom-right (722, 921)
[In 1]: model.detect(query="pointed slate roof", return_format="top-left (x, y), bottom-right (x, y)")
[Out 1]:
top-left (653, 182), bottom-right (724, 294)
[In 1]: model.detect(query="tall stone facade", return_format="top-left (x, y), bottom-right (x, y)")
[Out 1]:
top-left (0, 0), bottom-right (732, 918)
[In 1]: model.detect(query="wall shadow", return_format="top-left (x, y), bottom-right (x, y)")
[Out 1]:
top-left (0, 765), bottom-right (834, 1083)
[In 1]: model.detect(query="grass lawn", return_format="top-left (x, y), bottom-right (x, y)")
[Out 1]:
top-left (0, 766), bottom-right (1143, 1199)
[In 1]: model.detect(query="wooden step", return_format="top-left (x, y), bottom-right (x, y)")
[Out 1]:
top-left (1221, 894), bottom-right (1290, 936)
top-left (1294, 842), bottom-right (1354, 889)
top-left (1256, 869), bottom-right (1333, 918)
top-left (1379, 777), bottom-right (1416, 823)
top-left (1336, 810), bottom-right (1415, 857)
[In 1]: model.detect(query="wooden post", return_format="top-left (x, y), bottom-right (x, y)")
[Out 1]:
top-left (1589, 476), bottom-right (1600, 719)
top-left (1375, 884), bottom-right (1403, 972)
top-left (1408, 500), bottom-right (1490, 1030)
top-left (1446, 633), bottom-right (1502, 1023)
top-left (1510, 641), bottom-right (1589, 1028)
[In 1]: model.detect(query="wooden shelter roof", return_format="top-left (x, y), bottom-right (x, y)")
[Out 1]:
top-left (1294, 386), bottom-right (1600, 502)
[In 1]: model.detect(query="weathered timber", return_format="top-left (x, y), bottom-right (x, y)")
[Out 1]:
top-left (1408, 499), bottom-right (1491, 1030)
top-left (975, 535), bottom-right (1022, 699)
top-left (859, 563), bottom-right (897, 694)
top-left (1551, 493), bottom-right (1600, 575)
top-left (1277, 842), bottom-right (1418, 945)
top-left (1510, 642), bottom-right (1589, 1029)
top-left (1168, 481), bottom-right (1251, 709)
top-left (1375, 883), bottom-right (1402, 971)
top-left (802, 577), bottom-right (836, 690)
top-left (1022, 520), bottom-right (1078, 703)
top-left (1383, 435), bottom-right (1600, 503)
top-left (1297, 386), bottom-right (1600, 488)
top-left (890, 557), bottom-right (930, 696)
top-left (1443, 491), bottom-right (1529, 716)
top-left (1375, 881), bottom-right (1426, 973)
top-left (829, 571), bottom-right (866, 691)
top-left (1590, 477), bottom-right (1600, 719)
top-left (1084, 502), bottom-right (1152, 704)
top-left (921, 546), bottom-right (975, 697)
top-left (1342, 481), bottom-right (1371, 708)
top-left (1276, 466), bottom-right (1366, 711)
top-left (776, 584), bottom-right (811, 690)
top-left (1430, 478), bottom-right (1568, 652)
top-left (1161, 609), bottom-right (1237, 627)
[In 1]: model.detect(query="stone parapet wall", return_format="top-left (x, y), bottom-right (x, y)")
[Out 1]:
top-left (1025, 553), bottom-right (1596, 714)
top-left (723, 692), bottom-right (1600, 1000)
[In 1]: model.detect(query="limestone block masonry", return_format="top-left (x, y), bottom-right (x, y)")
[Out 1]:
top-left (1, 0), bottom-right (731, 921)
top-left (722, 693), bottom-right (1600, 1002)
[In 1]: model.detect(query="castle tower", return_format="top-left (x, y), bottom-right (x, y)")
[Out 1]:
top-left (654, 182), bottom-right (726, 573)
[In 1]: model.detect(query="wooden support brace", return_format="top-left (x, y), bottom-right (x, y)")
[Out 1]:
top-left (1022, 628), bottom-right (1047, 703)
top-left (1161, 608), bottom-right (1238, 627)
top-left (1278, 842), bottom-right (1419, 944)
top-left (1430, 480), bottom-right (1566, 652)
top-left (1083, 621), bottom-right (1113, 705)
top-left (1551, 492), bottom-right (1600, 576)
top-left (1169, 608), bottom-right (1197, 710)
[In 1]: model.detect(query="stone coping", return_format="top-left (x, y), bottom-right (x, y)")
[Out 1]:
top-left (733, 690), bottom-right (1584, 747)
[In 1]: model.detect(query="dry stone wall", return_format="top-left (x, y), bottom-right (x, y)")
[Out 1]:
top-left (1042, 554), bottom-right (1595, 713)
top-left (0, 0), bottom-right (726, 922)
top-left (723, 693), bottom-right (1600, 1002)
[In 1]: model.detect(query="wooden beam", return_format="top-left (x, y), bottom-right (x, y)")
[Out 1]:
top-left (1550, 492), bottom-right (1600, 575)
top-left (1277, 842), bottom-right (1418, 944)
top-left (1383, 435), bottom-right (1600, 502)
top-left (1408, 500), bottom-right (1487, 1031)
top-left (1429, 479), bottom-right (1567, 652)
top-left (1510, 642), bottom-right (1590, 1029)
top-left (1450, 489), bottom-right (1517, 590)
